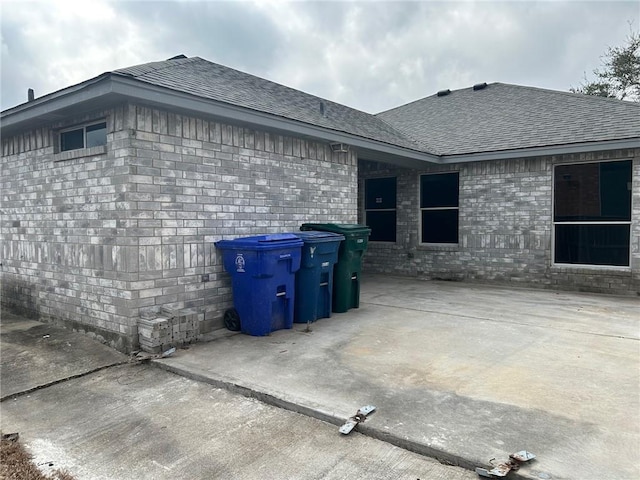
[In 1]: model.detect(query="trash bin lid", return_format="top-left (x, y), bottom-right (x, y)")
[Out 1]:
top-left (216, 234), bottom-right (303, 250)
top-left (291, 231), bottom-right (345, 243)
top-left (254, 233), bottom-right (301, 243)
top-left (300, 223), bottom-right (371, 236)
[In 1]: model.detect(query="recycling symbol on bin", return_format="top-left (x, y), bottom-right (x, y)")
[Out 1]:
top-left (235, 253), bottom-right (245, 272)
top-left (310, 246), bottom-right (316, 258)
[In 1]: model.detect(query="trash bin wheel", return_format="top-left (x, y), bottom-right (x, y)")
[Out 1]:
top-left (224, 308), bottom-right (241, 331)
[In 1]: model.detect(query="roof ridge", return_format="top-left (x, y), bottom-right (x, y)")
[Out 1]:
top-left (377, 81), bottom-right (639, 117)
top-left (114, 56), bottom-right (199, 77)
top-left (376, 83), bottom-right (499, 116)
top-left (493, 82), bottom-right (640, 106)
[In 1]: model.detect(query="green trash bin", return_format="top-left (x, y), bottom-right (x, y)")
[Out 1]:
top-left (300, 223), bottom-right (371, 313)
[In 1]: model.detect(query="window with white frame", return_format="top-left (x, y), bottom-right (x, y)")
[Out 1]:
top-left (60, 121), bottom-right (107, 152)
top-left (553, 160), bottom-right (632, 267)
top-left (420, 172), bottom-right (459, 244)
top-left (365, 177), bottom-right (396, 242)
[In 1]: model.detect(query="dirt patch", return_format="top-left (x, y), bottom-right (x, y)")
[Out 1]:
top-left (0, 433), bottom-right (75, 480)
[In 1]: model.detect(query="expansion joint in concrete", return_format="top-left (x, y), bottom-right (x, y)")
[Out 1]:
top-left (0, 361), bottom-right (130, 403)
top-left (151, 360), bottom-right (533, 480)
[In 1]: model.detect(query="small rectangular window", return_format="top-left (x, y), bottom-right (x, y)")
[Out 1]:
top-left (60, 128), bottom-right (84, 151)
top-left (420, 172), bottom-right (459, 244)
top-left (365, 177), bottom-right (397, 242)
top-left (60, 121), bottom-right (107, 152)
top-left (85, 122), bottom-right (107, 148)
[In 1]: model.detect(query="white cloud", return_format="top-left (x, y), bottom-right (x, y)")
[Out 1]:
top-left (1, 0), bottom-right (638, 112)
top-left (1, 0), bottom-right (156, 107)
top-left (250, 1), bottom-right (639, 112)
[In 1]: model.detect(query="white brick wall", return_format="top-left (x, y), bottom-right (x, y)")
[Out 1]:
top-left (360, 149), bottom-right (640, 295)
top-left (125, 105), bottom-right (357, 335)
top-left (1, 103), bottom-right (358, 351)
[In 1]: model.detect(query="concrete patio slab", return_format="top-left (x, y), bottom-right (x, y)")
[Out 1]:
top-left (1, 363), bottom-right (476, 480)
top-left (156, 275), bottom-right (640, 480)
top-left (0, 311), bottom-right (128, 399)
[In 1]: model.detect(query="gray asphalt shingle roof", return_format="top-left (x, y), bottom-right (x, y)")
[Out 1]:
top-left (376, 83), bottom-right (640, 155)
top-left (114, 56), bottom-right (423, 152)
top-left (114, 57), bottom-right (639, 157)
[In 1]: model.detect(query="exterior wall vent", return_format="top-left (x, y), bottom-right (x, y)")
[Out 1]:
top-left (330, 143), bottom-right (350, 153)
top-left (473, 83), bottom-right (488, 91)
top-left (437, 89), bottom-right (451, 97)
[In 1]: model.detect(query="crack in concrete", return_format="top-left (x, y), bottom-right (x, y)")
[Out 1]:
top-left (0, 361), bottom-right (130, 402)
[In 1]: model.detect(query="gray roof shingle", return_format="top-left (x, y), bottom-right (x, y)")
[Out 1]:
top-left (113, 57), bottom-right (639, 157)
top-left (3, 56), bottom-right (638, 159)
top-left (376, 83), bottom-right (640, 155)
top-left (114, 57), bottom-right (423, 152)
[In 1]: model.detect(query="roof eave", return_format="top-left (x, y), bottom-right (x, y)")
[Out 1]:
top-left (1, 73), bottom-right (114, 131)
top-left (1, 74), bottom-right (440, 166)
top-left (439, 138), bottom-right (640, 164)
top-left (108, 76), bottom-right (440, 165)
top-left (3, 75), bottom-right (636, 167)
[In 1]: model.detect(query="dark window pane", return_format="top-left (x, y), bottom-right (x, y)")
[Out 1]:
top-left (600, 161), bottom-right (632, 219)
top-left (365, 177), bottom-right (396, 210)
top-left (555, 224), bottom-right (630, 266)
top-left (421, 173), bottom-right (459, 208)
top-left (86, 122), bottom-right (107, 148)
top-left (366, 211), bottom-right (396, 242)
top-left (422, 209), bottom-right (458, 243)
top-left (60, 128), bottom-right (84, 151)
top-left (554, 161), bottom-right (631, 221)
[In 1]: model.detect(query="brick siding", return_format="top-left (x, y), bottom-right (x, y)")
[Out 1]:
top-left (359, 149), bottom-right (639, 295)
top-left (1, 103), bottom-right (357, 351)
top-left (2, 100), bottom-right (636, 352)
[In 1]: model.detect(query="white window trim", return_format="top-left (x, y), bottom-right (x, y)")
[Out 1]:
top-left (364, 176), bottom-right (397, 244)
top-left (59, 120), bottom-right (107, 152)
top-left (551, 158), bottom-right (633, 269)
top-left (419, 172), bottom-right (459, 246)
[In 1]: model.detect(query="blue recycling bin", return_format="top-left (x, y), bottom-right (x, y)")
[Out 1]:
top-left (215, 234), bottom-right (303, 336)
top-left (291, 231), bottom-right (344, 324)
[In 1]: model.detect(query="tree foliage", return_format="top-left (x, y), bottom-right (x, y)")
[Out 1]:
top-left (572, 30), bottom-right (640, 102)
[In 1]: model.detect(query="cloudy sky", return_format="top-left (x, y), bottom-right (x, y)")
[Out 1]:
top-left (1, 0), bottom-right (638, 113)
